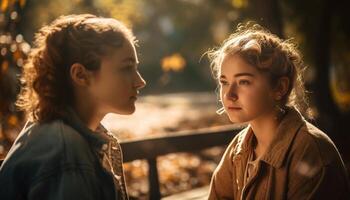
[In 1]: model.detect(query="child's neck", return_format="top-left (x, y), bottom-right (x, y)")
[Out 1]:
top-left (73, 98), bottom-right (104, 132)
top-left (249, 110), bottom-right (281, 158)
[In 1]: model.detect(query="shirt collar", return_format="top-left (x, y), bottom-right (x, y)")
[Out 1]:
top-left (233, 106), bottom-right (305, 168)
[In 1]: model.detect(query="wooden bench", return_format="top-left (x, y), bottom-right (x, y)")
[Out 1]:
top-left (162, 185), bottom-right (210, 200)
top-left (121, 125), bottom-right (242, 199)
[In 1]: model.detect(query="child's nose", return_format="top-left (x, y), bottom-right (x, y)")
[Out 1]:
top-left (226, 83), bottom-right (238, 101)
top-left (135, 72), bottom-right (146, 90)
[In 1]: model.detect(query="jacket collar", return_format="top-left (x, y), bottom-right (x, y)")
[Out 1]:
top-left (233, 106), bottom-right (305, 168)
top-left (61, 107), bottom-right (110, 151)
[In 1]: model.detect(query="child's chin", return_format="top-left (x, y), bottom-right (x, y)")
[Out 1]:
top-left (112, 106), bottom-right (135, 115)
top-left (228, 116), bottom-right (248, 124)
top-left (121, 108), bottom-right (135, 115)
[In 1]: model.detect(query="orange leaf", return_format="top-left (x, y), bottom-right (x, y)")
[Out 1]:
top-left (1, 0), bottom-right (9, 12)
top-left (8, 115), bottom-right (18, 126)
top-left (19, 0), bottom-right (26, 8)
top-left (1, 60), bottom-right (9, 73)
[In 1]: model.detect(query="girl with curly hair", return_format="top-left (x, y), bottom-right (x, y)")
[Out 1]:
top-left (0, 14), bottom-right (146, 200)
top-left (207, 24), bottom-right (349, 199)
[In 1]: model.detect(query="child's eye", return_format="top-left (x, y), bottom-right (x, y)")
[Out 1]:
top-left (122, 65), bottom-right (135, 72)
top-left (219, 80), bottom-right (229, 85)
top-left (238, 80), bottom-right (251, 85)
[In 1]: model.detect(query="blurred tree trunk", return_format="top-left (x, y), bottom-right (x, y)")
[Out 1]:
top-left (246, 0), bottom-right (284, 37)
top-left (310, 0), bottom-right (350, 162)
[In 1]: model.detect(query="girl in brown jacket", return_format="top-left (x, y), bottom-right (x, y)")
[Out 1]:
top-left (207, 23), bottom-right (350, 200)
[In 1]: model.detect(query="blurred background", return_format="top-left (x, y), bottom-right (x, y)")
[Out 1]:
top-left (0, 0), bottom-right (349, 199)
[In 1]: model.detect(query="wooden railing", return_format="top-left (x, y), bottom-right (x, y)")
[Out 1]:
top-left (0, 125), bottom-right (243, 199)
top-left (120, 125), bottom-right (243, 200)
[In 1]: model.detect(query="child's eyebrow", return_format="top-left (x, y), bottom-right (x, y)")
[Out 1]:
top-left (234, 72), bottom-right (254, 77)
top-left (122, 57), bottom-right (139, 64)
top-left (219, 73), bottom-right (254, 79)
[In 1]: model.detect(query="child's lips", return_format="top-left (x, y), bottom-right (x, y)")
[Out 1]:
top-left (228, 106), bottom-right (242, 110)
top-left (130, 91), bottom-right (140, 100)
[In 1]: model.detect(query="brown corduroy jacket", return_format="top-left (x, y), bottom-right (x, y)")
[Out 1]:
top-left (208, 107), bottom-right (350, 200)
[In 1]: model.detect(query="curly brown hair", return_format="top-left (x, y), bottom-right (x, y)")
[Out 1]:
top-left (208, 23), bottom-right (311, 118)
top-left (16, 14), bottom-right (136, 122)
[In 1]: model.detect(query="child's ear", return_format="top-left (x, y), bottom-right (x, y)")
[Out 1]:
top-left (70, 63), bottom-right (91, 86)
top-left (274, 76), bottom-right (290, 101)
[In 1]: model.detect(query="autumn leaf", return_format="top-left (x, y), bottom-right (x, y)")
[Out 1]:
top-left (161, 53), bottom-right (186, 72)
top-left (1, 0), bottom-right (9, 12)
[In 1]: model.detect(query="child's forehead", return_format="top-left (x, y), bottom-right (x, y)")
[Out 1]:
top-left (219, 54), bottom-right (258, 75)
top-left (104, 41), bottom-right (138, 62)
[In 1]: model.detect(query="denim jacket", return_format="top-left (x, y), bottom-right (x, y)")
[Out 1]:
top-left (0, 109), bottom-right (127, 200)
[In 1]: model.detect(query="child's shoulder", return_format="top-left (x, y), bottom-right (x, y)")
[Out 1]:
top-left (292, 121), bottom-right (342, 166)
top-left (5, 120), bottom-right (91, 165)
top-left (24, 120), bottom-right (87, 149)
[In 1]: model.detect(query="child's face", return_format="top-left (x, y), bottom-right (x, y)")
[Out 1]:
top-left (88, 40), bottom-right (146, 115)
top-left (219, 54), bottom-right (276, 123)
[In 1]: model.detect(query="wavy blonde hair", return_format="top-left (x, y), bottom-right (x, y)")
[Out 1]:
top-left (16, 14), bottom-right (136, 122)
top-left (208, 23), bottom-right (310, 118)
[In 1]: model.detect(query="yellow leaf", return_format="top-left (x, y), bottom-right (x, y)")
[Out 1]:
top-left (331, 66), bottom-right (350, 112)
top-left (161, 53), bottom-right (186, 72)
top-left (231, 0), bottom-right (248, 9)
top-left (331, 80), bottom-right (350, 112)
